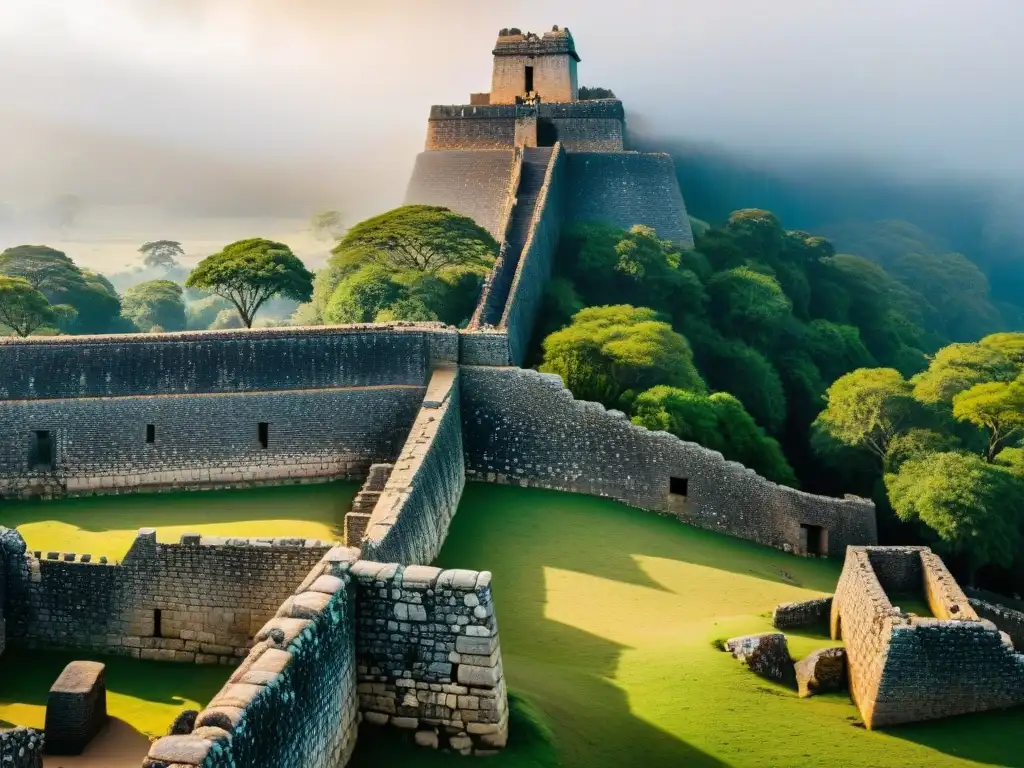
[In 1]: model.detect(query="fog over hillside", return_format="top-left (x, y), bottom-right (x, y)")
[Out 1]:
top-left (0, 0), bottom-right (1021, 270)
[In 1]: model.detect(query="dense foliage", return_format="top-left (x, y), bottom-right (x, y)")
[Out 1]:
top-left (120, 280), bottom-right (187, 332)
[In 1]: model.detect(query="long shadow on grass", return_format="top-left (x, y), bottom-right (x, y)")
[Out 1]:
top-left (887, 708), bottom-right (1024, 767)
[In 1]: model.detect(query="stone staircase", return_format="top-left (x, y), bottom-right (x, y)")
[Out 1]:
top-left (343, 463), bottom-right (394, 548)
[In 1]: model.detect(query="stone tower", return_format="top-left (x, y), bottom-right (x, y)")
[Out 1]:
top-left (488, 26), bottom-right (580, 105)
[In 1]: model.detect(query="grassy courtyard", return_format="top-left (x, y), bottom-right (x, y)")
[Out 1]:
top-left (0, 481), bottom-right (358, 560)
top-left (352, 484), bottom-right (1024, 768)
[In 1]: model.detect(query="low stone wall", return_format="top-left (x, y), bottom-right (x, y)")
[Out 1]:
top-left (832, 546), bottom-right (1024, 728)
top-left (458, 330), bottom-right (512, 366)
top-left (354, 562), bottom-right (508, 755)
top-left (969, 598), bottom-right (1024, 651)
top-left (344, 464), bottom-right (394, 548)
top-left (144, 546), bottom-right (362, 768)
top-left (361, 366), bottom-right (465, 565)
top-left (460, 366), bottom-right (877, 556)
top-left (6, 529), bottom-right (330, 664)
top-left (772, 596), bottom-right (833, 630)
top-left (0, 728), bottom-right (43, 767)
top-left (500, 144), bottom-right (567, 366)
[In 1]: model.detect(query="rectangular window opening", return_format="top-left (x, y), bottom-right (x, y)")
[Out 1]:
top-left (800, 524), bottom-right (827, 556)
top-left (258, 422), bottom-right (269, 449)
top-left (669, 476), bottom-right (689, 497)
top-left (153, 608), bottom-right (163, 638)
top-left (146, 424), bottom-right (156, 443)
top-left (31, 430), bottom-right (54, 469)
top-left (524, 65), bottom-right (534, 93)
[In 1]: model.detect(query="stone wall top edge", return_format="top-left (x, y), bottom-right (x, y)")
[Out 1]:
top-left (429, 101), bottom-right (623, 120)
top-left (349, 561), bottom-right (491, 592)
top-left (0, 322), bottom-right (457, 347)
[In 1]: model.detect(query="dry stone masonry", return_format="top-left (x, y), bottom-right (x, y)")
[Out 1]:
top-left (44, 661), bottom-right (108, 755)
top-left (0, 728), bottom-right (43, 768)
top-left (772, 596), bottom-right (833, 631)
top-left (831, 546), bottom-right (1024, 728)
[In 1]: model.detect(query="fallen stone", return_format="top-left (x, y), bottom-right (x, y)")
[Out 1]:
top-left (414, 729), bottom-right (440, 748)
top-left (795, 647), bottom-right (847, 698)
top-left (724, 633), bottom-right (793, 684)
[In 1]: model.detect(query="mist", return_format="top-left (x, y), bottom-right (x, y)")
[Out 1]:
top-left (0, 0), bottom-right (1021, 268)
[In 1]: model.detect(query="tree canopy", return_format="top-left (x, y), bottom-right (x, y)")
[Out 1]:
top-left (139, 241), bottom-right (184, 271)
top-left (186, 239), bottom-right (313, 328)
top-left (121, 280), bottom-right (187, 332)
top-left (0, 276), bottom-right (61, 336)
top-left (309, 210), bottom-right (346, 242)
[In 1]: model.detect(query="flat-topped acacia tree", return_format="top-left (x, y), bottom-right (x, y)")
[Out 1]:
top-left (186, 238), bottom-right (314, 328)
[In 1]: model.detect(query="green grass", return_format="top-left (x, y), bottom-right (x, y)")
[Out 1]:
top-left (0, 648), bottom-right (227, 737)
top-left (351, 484), bottom-right (1024, 768)
top-left (0, 481), bottom-right (358, 559)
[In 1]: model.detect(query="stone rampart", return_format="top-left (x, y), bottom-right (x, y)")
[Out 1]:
top-left (0, 324), bottom-right (457, 400)
top-left (831, 546), bottom-right (1024, 728)
top-left (566, 152), bottom-right (695, 246)
top-left (969, 598), bottom-right (1024, 651)
top-left (772, 596), bottom-right (833, 631)
top-left (460, 366), bottom-right (876, 556)
top-left (404, 150), bottom-right (517, 239)
top-left (361, 366), bottom-right (465, 565)
top-left (0, 728), bottom-right (43, 767)
top-left (354, 562), bottom-right (508, 755)
top-left (7, 529), bottom-right (331, 665)
top-left (0, 386), bottom-right (423, 498)
top-left (500, 144), bottom-right (566, 366)
top-left (144, 546), bottom-right (362, 768)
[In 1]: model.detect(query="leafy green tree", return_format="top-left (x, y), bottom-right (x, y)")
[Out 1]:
top-left (0, 276), bottom-right (58, 336)
top-left (812, 368), bottom-right (918, 467)
top-left (540, 305), bottom-right (705, 409)
top-left (911, 342), bottom-right (1018, 405)
top-left (995, 447), bottom-right (1024, 477)
top-left (886, 452), bottom-right (1024, 583)
top-left (323, 265), bottom-right (405, 324)
top-left (952, 381), bottom-right (1024, 462)
top-left (186, 238), bottom-right (313, 328)
top-left (185, 294), bottom-right (230, 331)
top-left (884, 428), bottom-right (960, 472)
top-left (632, 386), bottom-right (797, 485)
top-left (139, 241), bottom-right (184, 271)
top-left (120, 280), bottom-right (187, 332)
top-left (309, 210), bottom-right (346, 242)
top-left (578, 86), bottom-right (616, 100)
top-left (980, 332), bottom-right (1024, 366)
top-left (804, 319), bottom-right (876, 383)
top-left (334, 205), bottom-right (496, 274)
top-left (706, 266), bottom-right (792, 350)
top-left (697, 337), bottom-right (786, 434)
top-left (0, 245), bottom-right (83, 294)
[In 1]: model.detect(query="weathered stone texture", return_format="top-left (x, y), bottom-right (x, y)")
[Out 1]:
top-left (404, 150), bottom-right (516, 238)
top-left (0, 728), bottom-right (43, 767)
top-left (725, 633), bottom-right (792, 683)
top-left (969, 597), bottom-right (1024, 651)
top-left (345, 464), bottom-right (394, 548)
top-left (460, 366), bottom-right (877, 556)
top-left (361, 366), bottom-right (465, 565)
top-left (566, 152), bottom-right (695, 246)
top-left (795, 648), bottom-right (846, 698)
top-left (490, 28), bottom-right (579, 104)
top-left (44, 660), bottom-right (108, 755)
top-left (145, 546), bottom-right (363, 768)
top-left (0, 386), bottom-right (423, 499)
top-left (831, 546), bottom-right (1024, 728)
top-left (354, 563), bottom-right (508, 755)
top-left (7, 530), bottom-right (331, 665)
top-left (772, 596), bottom-right (833, 631)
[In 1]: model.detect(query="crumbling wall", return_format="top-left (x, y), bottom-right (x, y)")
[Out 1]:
top-left (0, 728), bottom-right (43, 767)
top-left (969, 598), bottom-right (1024, 651)
top-left (566, 152), bottom-right (695, 246)
top-left (832, 546), bottom-right (1024, 728)
top-left (361, 367), bottom-right (465, 565)
top-left (404, 150), bottom-right (517, 239)
top-left (0, 387), bottom-right (423, 498)
top-left (500, 144), bottom-right (567, 366)
top-left (144, 546), bottom-right (362, 768)
top-left (354, 562), bottom-right (508, 755)
top-left (460, 366), bottom-right (877, 556)
top-left (7, 530), bottom-right (330, 665)
top-left (772, 596), bottom-right (832, 630)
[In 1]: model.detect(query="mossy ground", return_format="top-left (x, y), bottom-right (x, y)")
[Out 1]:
top-left (0, 481), bottom-right (358, 559)
top-left (352, 484), bottom-right (1024, 768)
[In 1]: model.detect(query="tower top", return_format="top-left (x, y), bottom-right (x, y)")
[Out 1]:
top-left (488, 25), bottom-right (580, 105)
top-left (493, 26), bottom-right (580, 63)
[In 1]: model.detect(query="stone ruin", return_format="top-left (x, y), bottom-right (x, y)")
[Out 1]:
top-left (45, 661), bottom-right (108, 755)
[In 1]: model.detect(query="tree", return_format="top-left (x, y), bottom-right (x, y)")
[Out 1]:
top-left (578, 86), bottom-right (616, 100)
top-left (334, 205), bottom-right (497, 274)
top-left (0, 245), bottom-right (83, 293)
top-left (121, 280), bottom-right (187, 332)
top-left (812, 368), bottom-right (917, 467)
top-left (0, 276), bottom-right (58, 336)
top-left (139, 241), bottom-right (184, 271)
top-left (886, 452), bottom-right (1024, 583)
top-left (309, 210), bottom-right (346, 242)
top-left (952, 381), bottom-right (1024, 462)
top-left (697, 337), bottom-right (787, 434)
top-left (539, 305), bottom-right (705, 409)
top-left (185, 239), bottom-right (314, 328)
top-left (632, 386), bottom-right (797, 485)
top-left (911, 342), bottom-right (1018, 405)
top-left (706, 266), bottom-right (792, 350)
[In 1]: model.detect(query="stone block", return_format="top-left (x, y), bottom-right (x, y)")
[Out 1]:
top-left (44, 661), bottom-right (108, 755)
top-left (457, 663), bottom-right (501, 687)
top-left (795, 647), bottom-right (847, 698)
top-left (724, 633), bottom-right (793, 684)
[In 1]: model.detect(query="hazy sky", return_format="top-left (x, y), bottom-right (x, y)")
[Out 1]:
top-left (0, 0), bottom-right (1021, 222)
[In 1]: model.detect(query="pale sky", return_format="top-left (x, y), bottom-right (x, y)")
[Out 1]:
top-left (0, 0), bottom-right (1021, 221)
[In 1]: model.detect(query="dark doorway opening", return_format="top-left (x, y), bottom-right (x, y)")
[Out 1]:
top-left (31, 430), bottom-right (54, 469)
top-left (524, 65), bottom-right (534, 93)
top-left (669, 477), bottom-right (689, 497)
top-left (154, 608), bottom-right (163, 638)
top-left (537, 118), bottom-right (558, 146)
top-left (146, 424), bottom-right (156, 443)
top-left (800, 524), bottom-right (827, 556)
top-left (258, 422), bottom-right (269, 449)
